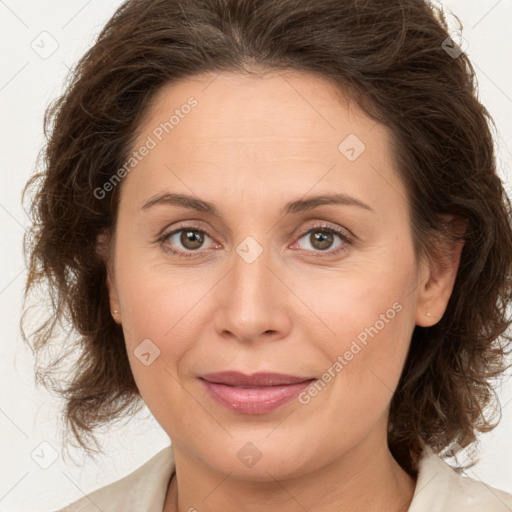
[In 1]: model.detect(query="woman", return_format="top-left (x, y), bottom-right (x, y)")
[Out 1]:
top-left (22, 0), bottom-right (512, 510)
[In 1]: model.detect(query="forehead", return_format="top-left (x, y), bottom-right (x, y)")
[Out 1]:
top-left (123, 70), bottom-right (406, 217)
top-left (136, 69), bottom-right (375, 150)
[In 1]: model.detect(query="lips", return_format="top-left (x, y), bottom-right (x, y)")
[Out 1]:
top-left (199, 371), bottom-right (316, 414)
top-left (200, 371), bottom-right (314, 387)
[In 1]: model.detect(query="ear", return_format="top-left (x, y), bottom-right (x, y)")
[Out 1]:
top-left (96, 229), bottom-right (121, 324)
top-left (415, 214), bottom-right (467, 327)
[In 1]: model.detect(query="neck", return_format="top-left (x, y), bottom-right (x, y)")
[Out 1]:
top-left (163, 435), bottom-right (416, 512)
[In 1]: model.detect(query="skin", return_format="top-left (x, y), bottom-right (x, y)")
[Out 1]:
top-left (103, 68), bottom-right (464, 512)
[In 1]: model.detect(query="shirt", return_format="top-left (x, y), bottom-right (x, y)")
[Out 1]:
top-left (56, 444), bottom-right (512, 511)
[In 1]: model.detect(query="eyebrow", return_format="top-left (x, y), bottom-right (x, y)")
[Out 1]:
top-left (141, 192), bottom-right (374, 216)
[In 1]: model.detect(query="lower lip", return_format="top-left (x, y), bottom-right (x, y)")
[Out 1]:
top-left (200, 378), bottom-right (315, 414)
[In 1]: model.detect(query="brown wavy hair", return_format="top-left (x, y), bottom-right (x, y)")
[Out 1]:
top-left (22, 0), bottom-right (512, 473)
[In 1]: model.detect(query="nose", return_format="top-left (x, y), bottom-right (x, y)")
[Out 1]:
top-left (212, 241), bottom-right (292, 344)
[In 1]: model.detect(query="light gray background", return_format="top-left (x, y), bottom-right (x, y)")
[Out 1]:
top-left (1, 1), bottom-right (511, 510)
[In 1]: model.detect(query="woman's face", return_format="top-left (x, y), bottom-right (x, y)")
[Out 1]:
top-left (106, 69), bottom-right (450, 478)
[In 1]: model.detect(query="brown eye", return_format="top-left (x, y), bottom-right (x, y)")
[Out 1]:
top-left (309, 230), bottom-right (335, 250)
top-left (293, 224), bottom-right (351, 257)
top-left (162, 227), bottom-right (214, 256)
top-left (179, 229), bottom-right (205, 250)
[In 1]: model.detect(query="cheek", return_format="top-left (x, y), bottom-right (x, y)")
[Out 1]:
top-left (295, 263), bottom-right (413, 354)
top-left (293, 253), bottom-right (416, 405)
top-left (113, 240), bottom-right (202, 343)
top-left (116, 265), bottom-right (200, 430)
top-left (112, 248), bottom-right (201, 405)
top-left (301, 290), bottom-right (414, 442)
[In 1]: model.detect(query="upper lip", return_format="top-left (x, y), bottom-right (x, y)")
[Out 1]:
top-left (200, 371), bottom-right (315, 387)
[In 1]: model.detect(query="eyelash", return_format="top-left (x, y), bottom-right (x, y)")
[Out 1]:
top-left (157, 222), bottom-right (353, 259)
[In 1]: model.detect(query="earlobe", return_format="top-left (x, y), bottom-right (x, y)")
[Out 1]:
top-left (96, 229), bottom-right (121, 324)
top-left (107, 266), bottom-right (122, 324)
top-left (414, 215), bottom-right (467, 327)
top-left (105, 262), bottom-right (122, 324)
